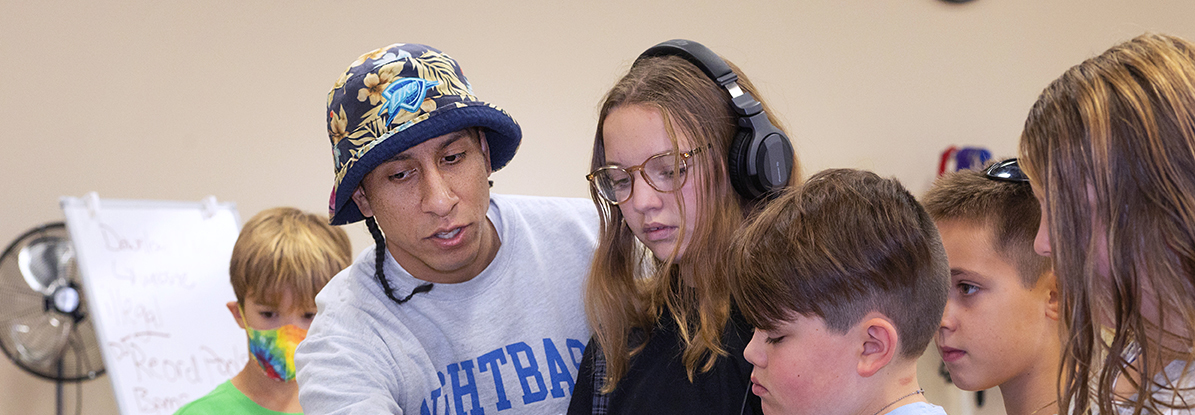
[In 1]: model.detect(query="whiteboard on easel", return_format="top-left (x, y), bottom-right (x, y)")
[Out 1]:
top-left (61, 194), bottom-right (247, 415)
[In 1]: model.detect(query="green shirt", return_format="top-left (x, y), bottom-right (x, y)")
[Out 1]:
top-left (174, 380), bottom-right (300, 415)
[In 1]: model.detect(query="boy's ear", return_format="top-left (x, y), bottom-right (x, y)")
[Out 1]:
top-left (1043, 272), bottom-right (1061, 321)
top-left (857, 314), bottom-right (898, 378)
top-left (227, 301), bottom-right (246, 330)
top-left (351, 187), bottom-right (373, 218)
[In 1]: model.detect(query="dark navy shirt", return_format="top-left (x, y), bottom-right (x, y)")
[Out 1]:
top-left (568, 307), bottom-right (762, 415)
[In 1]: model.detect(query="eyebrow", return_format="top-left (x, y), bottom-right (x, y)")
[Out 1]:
top-left (605, 147), bottom-right (683, 167)
top-left (949, 268), bottom-right (990, 280)
top-left (251, 300), bottom-right (280, 309)
top-left (382, 130), bottom-right (474, 164)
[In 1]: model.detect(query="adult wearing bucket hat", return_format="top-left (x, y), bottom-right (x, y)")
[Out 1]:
top-left (295, 43), bottom-right (599, 415)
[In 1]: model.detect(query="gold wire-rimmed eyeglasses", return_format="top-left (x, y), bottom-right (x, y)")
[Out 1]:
top-left (586, 145), bottom-right (709, 204)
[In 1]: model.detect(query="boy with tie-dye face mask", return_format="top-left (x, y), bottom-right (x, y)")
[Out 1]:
top-left (175, 207), bottom-right (352, 415)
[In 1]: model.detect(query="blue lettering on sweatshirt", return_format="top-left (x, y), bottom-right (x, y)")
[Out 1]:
top-left (419, 337), bottom-right (584, 413)
top-left (476, 348), bottom-right (512, 410)
top-left (542, 338), bottom-right (573, 398)
top-left (506, 341), bottom-right (548, 405)
top-left (421, 371), bottom-right (450, 415)
top-left (448, 360), bottom-right (483, 415)
top-left (566, 338), bottom-right (586, 370)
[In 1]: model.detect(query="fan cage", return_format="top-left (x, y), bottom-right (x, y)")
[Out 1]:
top-left (0, 222), bottom-right (105, 382)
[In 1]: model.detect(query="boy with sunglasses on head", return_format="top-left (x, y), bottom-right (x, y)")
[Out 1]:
top-left (729, 168), bottom-right (949, 415)
top-left (175, 207), bottom-right (353, 415)
top-left (921, 159), bottom-right (1062, 415)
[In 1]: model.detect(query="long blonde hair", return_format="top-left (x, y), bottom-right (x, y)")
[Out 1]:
top-left (586, 55), bottom-right (800, 392)
top-left (1020, 33), bottom-right (1195, 414)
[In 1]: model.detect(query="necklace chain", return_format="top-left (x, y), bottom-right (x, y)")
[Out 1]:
top-left (871, 389), bottom-right (925, 415)
top-left (1029, 399), bottom-right (1058, 415)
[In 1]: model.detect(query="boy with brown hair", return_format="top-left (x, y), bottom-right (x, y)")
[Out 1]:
top-left (175, 207), bottom-right (352, 415)
top-left (922, 159), bottom-right (1061, 415)
top-left (730, 168), bottom-right (950, 415)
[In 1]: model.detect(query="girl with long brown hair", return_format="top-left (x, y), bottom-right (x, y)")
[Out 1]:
top-left (567, 41), bottom-right (800, 414)
top-left (1020, 33), bottom-right (1195, 414)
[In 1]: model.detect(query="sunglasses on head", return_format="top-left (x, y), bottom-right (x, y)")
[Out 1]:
top-left (983, 158), bottom-right (1028, 183)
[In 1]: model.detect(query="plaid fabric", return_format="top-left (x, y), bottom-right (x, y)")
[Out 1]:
top-left (592, 349), bottom-right (609, 415)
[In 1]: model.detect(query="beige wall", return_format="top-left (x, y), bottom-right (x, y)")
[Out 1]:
top-left (3, 1), bottom-right (1194, 413)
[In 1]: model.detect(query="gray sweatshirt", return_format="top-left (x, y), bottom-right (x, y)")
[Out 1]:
top-left (296, 194), bottom-right (600, 415)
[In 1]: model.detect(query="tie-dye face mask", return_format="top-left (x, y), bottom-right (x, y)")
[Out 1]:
top-left (239, 308), bottom-right (307, 382)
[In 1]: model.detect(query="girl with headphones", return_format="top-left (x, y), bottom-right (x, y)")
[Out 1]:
top-left (569, 40), bottom-right (799, 415)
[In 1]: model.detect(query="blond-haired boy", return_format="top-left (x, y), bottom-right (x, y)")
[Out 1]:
top-left (730, 168), bottom-right (950, 415)
top-left (922, 159), bottom-right (1061, 415)
top-left (175, 207), bottom-right (352, 415)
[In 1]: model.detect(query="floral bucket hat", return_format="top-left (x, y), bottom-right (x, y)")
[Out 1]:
top-left (325, 43), bottom-right (521, 225)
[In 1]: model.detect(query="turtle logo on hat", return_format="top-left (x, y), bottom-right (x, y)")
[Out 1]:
top-left (382, 77), bottom-right (440, 126)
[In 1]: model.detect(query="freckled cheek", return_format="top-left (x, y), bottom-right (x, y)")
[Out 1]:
top-left (973, 318), bottom-right (1021, 360)
top-left (960, 306), bottom-right (1008, 346)
top-left (776, 377), bottom-right (820, 411)
top-left (954, 305), bottom-right (984, 330)
top-left (772, 358), bottom-right (815, 395)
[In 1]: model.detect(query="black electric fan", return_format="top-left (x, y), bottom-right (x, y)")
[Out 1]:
top-left (0, 222), bottom-right (105, 415)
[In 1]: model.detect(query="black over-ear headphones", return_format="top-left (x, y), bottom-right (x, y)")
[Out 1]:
top-left (636, 39), bottom-right (795, 200)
